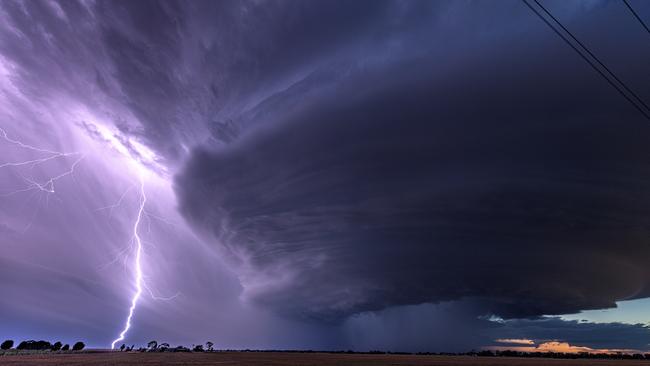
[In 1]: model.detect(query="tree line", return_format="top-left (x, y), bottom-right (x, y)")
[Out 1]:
top-left (111, 345), bottom-right (650, 360)
top-left (6, 339), bottom-right (650, 360)
top-left (116, 340), bottom-right (215, 353)
top-left (1, 340), bottom-right (85, 352)
top-left (123, 347), bottom-right (650, 360)
top-left (468, 349), bottom-right (650, 360)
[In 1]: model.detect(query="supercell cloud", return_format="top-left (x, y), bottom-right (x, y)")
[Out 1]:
top-left (2, 0), bottom-right (650, 352)
top-left (175, 0), bottom-right (650, 321)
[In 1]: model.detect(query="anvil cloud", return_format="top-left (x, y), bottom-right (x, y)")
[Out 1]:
top-left (2, 0), bottom-right (650, 352)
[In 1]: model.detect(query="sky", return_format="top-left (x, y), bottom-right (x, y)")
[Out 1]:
top-left (1, 0), bottom-right (650, 353)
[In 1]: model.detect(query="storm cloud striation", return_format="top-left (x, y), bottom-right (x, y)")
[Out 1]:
top-left (176, 46), bottom-right (650, 321)
top-left (175, 0), bottom-right (650, 324)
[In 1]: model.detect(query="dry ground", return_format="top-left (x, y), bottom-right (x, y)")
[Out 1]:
top-left (2, 353), bottom-right (650, 366)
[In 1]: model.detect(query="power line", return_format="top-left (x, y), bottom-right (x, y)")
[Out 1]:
top-left (521, 0), bottom-right (650, 121)
top-left (533, 0), bottom-right (650, 114)
top-left (622, 0), bottom-right (650, 37)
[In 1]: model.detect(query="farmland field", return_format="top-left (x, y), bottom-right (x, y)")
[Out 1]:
top-left (2, 352), bottom-right (650, 366)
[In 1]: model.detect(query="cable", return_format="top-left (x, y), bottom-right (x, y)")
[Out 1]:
top-left (622, 0), bottom-right (650, 37)
top-left (521, 0), bottom-right (650, 121)
top-left (533, 0), bottom-right (650, 114)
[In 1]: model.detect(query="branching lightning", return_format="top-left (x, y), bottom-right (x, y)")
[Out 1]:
top-left (1, 122), bottom-right (179, 350)
top-left (0, 126), bottom-right (84, 234)
top-left (93, 185), bottom-right (135, 218)
top-left (110, 172), bottom-right (146, 350)
top-left (88, 122), bottom-right (180, 349)
top-left (0, 126), bottom-right (84, 197)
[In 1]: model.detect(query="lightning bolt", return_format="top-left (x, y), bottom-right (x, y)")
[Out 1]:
top-left (2, 123), bottom-right (178, 350)
top-left (0, 126), bottom-right (63, 155)
top-left (0, 126), bottom-right (84, 196)
top-left (107, 170), bottom-right (180, 348)
top-left (0, 126), bottom-right (84, 233)
top-left (110, 171), bottom-right (146, 350)
top-left (93, 185), bottom-right (135, 218)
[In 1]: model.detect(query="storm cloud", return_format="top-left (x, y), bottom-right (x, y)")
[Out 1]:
top-left (3, 0), bottom-right (650, 352)
top-left (175, 0), bottom-right (650, 322)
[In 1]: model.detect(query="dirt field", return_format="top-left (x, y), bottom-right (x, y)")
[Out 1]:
top-left (2, 353), bottom-right (650, 366)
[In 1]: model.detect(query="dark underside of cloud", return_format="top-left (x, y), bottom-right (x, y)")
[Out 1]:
top-left (175, 19), bottom-right (650, 322)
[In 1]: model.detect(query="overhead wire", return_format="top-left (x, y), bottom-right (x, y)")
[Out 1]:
top-left (622, 0), bottom-right (650, 37)
top-left (521, 0), bottom-right (650, 121)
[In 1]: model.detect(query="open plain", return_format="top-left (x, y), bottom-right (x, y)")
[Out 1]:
top-left (2, 353), bottom-right (650, 366)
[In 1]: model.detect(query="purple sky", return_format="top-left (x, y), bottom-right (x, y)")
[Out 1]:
top-left (2, 0), bottom-right (650, 352)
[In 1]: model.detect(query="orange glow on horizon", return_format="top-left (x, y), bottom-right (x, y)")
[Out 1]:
top-left (487, 341), bottom-right (639, 354)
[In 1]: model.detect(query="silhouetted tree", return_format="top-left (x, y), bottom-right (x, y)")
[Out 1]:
top-left (61, 344), bottom-right (70, 351)
top-left (206, 341), bottom-right (214, 351)
top-left (51, 342), bottom-right (62, 351)
top-left (147, 340), bottom-right (158, 351)
top-left (159, 343), bottom-right (170, 351)
top-left (17, 340), bottom-right (51, 350)
top-left (193, 344), bottom-right (204, 352)
top-left (72, 342), bottom-right (85, 351)
top-left (120, 344), bottom-right (125, 352)
top-left (1, 340), bottom-right (13, 350)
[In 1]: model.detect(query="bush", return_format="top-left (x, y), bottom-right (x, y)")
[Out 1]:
top-left (61, 344), bottom-right (70, 351)
top-left (1, 340), bottom-right (13, 350)
top-left (72, 342), bottom-right (85, 351)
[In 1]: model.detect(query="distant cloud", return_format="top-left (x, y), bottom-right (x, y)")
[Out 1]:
top-left (495, 339), bottom-right (535, 345)
top-left (492, 317), bottom-right (650, 352)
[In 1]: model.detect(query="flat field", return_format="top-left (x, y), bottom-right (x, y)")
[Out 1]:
top-left (2, 353), bottom-right (650, 366)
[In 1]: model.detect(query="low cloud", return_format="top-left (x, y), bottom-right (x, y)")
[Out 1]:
top-left (495, 339), bottom-right (535, 345)
top-left (176, 44), bottom-right (650, 320)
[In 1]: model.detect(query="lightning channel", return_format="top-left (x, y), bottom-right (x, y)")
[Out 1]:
top-left (110, 172), bottom-right (146, 350)
top-left (0, 126), bottom-right (84, 196)
top-left (2, 123), bottom-right (178, 349)
top-left (0, 126), bottom-right (84, 234)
